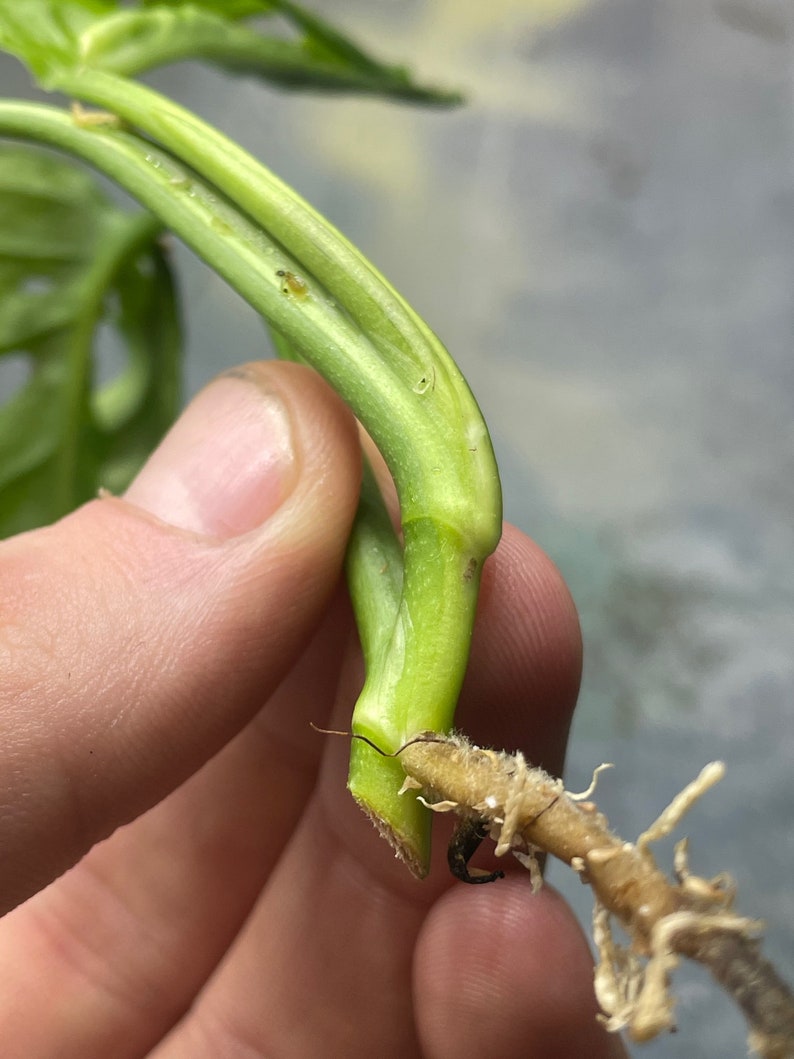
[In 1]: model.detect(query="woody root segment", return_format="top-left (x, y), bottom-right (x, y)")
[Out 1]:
top-left (391, 732), bottom-right (794, 1058)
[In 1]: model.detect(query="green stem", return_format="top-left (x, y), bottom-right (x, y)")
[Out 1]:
top-left (275, 321), bottom-right (430, 861)
top-left (48, 72), bottom-right (492, 510)
top-left (0, 94), bottom-right (501, 872)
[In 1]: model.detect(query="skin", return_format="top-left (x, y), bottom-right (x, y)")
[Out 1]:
top-left (0, 360), bottom-right (627, 1058)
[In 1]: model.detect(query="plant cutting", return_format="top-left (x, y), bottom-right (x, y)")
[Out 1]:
top-left (0, 2), bottom-right (791, 1054)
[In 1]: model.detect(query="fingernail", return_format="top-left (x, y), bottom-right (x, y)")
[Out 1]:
top-left (124, 369), bottom-right (297, 537)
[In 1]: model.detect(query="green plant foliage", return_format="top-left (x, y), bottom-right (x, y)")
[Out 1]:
top-left (0, 0), bottom-right (460, 102)
top-left (0, 144), bottom-right (181, 537)
top-left (0, 1), bottom-right (114, 80)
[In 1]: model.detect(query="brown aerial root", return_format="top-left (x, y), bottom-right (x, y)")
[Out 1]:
top-left (396, 732), bottom-right (794, 1057)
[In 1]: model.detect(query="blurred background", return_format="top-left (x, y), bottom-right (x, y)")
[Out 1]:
top-left (2, 1), bottom-right (792, 1054)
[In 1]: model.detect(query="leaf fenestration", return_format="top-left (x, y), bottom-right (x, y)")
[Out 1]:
top-left (0, 144), bottom-right (181, 537)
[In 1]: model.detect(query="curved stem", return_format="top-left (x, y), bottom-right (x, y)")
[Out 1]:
top-left (0, 96), bottom-right (501, 871)
top-left (48, 70), bottom-right (499, 536)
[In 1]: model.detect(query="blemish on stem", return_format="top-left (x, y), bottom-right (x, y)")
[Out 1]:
top-left (276, 268), bottom-right (308, 298)
top-left (70, 101), bottom-right (121, 128)
top-left (211, 216), bottom-right (232, 235)
top-left (412, 365), bottom-right (435, 394)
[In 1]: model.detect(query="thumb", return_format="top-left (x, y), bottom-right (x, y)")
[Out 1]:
top-left (0, 360), bottom-right (361, 913)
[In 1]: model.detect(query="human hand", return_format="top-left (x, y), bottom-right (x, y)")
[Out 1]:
top-left (0, 361), bottom-right (626, 1057)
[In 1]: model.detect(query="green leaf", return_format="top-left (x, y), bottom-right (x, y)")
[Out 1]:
top-left (0, 0), bottom-right (461, 104)
top-left (0, 0), bottom-right (115, 82)
top-left (270, 0), bottom-right (396, 74)
top-left (0, 143), bottom-right (181, 537)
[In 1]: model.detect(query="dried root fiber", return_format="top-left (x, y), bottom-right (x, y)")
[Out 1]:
top-left (395, 732), bottom-right (794, 1057)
